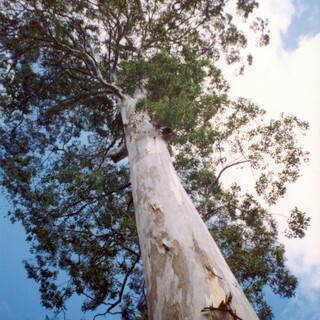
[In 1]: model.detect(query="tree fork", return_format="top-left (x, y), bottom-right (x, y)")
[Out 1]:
top-left (122, 97), bottom-right (259, 320)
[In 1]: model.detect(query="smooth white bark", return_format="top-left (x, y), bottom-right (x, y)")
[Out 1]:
top-left (121, 96), bottom-right (259, 320)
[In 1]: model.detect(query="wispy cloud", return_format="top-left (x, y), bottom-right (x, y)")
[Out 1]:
top-left (222, 0), bottom-right (320, 295)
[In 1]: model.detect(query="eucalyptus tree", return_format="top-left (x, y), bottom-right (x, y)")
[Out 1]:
top-left (0, 0), bottom-right (310, 319)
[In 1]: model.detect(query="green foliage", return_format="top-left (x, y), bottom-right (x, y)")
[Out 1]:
top-left (0, 0), bottom-right (310, 319)
top-left (207, 190), bottom-right (298, 318)
top-left (285, 207), bottom-right (311, 239)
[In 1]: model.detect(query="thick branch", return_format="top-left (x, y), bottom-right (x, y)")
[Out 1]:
top-left (22, 29), bottom-right (124, 99)
top-left (59, 36), bottom-right (124, 98)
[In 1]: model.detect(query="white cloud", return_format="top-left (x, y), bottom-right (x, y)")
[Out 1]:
top-left (259, 0), bottom-right (295, 34)
top-left (221, 0), bottom-right (320, 290)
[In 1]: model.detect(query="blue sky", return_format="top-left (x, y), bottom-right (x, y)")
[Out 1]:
top-left (1, 0), bottom-right (320, 319)
top-left (284, 0), bottom-right (320, 50)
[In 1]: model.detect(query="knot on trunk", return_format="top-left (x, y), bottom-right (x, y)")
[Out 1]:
top-left (108, 141), bottom-right (128, 163)
top-left (159, 127), bottom-right (174, 141)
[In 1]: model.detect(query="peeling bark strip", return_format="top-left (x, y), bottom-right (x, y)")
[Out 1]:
top-left (121, 96), bottom-right (259, 320)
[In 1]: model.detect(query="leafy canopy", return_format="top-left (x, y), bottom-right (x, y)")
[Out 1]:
top-left (0, 0), bottom-right (310, 319)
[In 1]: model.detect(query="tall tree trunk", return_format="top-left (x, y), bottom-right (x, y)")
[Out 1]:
top-left (121, 96), bottom-right (259, 320)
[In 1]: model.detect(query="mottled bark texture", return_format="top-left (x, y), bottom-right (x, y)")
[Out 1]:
top-left (121, 97), bottom-right (259, 320)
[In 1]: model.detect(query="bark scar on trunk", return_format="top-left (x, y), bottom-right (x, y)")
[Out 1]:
top-left (205, 265), bottom-right (223, 279)
top-left (162, 243), bottom-right (173, 257)
top-left (150, 203), bottom-right (163, 212)
top-left (192, 235), bottom-right (222, 280)
top-left (149, 203), bottom-right (164, 226)
top-left (201, 293), bottom-right (244, 320)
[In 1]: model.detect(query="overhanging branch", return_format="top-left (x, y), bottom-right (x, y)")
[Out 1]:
top-left (209, 160), bottom-right (250, 194)
top-left (93, 256), bottom-right (140, 320)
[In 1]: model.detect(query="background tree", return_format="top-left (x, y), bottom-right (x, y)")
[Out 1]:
top-left (0, 0), bottom-right (310, 319)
